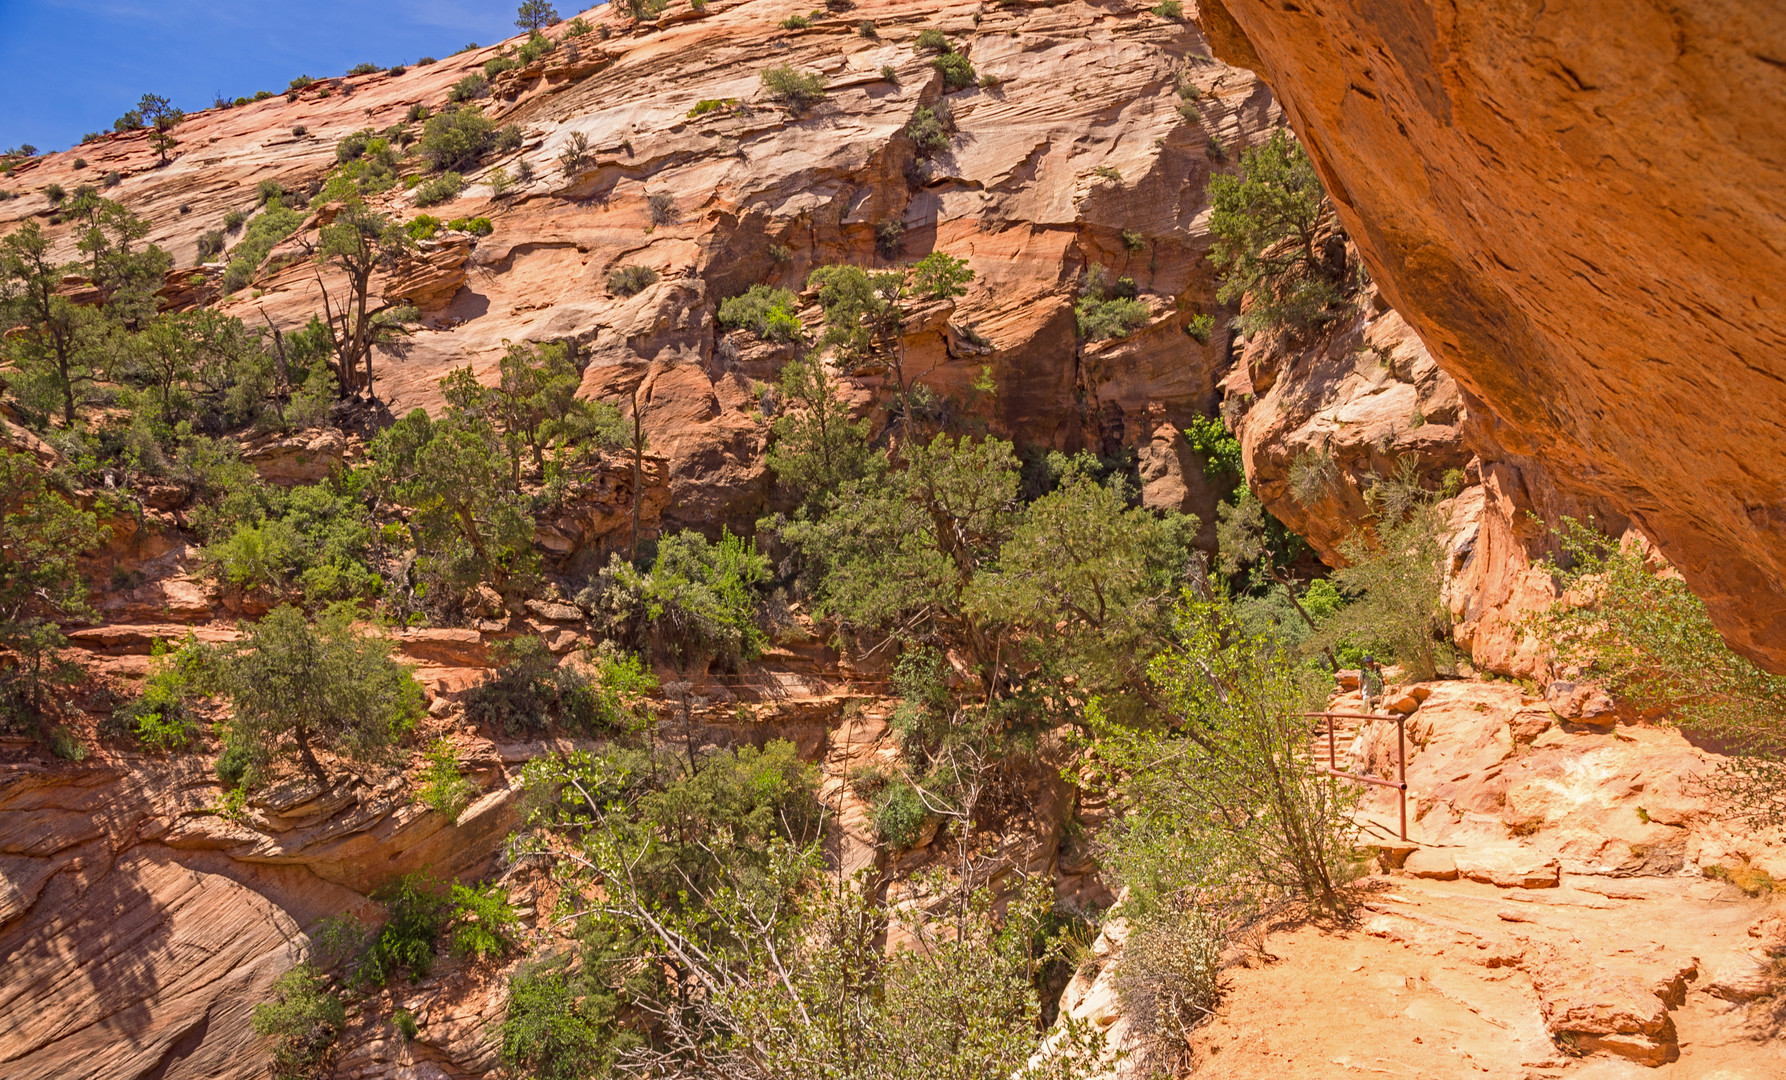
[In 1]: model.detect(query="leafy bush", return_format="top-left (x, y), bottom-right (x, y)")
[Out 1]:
top-left (871, 780), bottom-right (929, 849)
top-left (761, 65), bottom-right (827, 114)
top-left (203, 478), bottom-right (379, 604)
top-left (1184, 415), bottom-right (1241, 480)
top-left (780, 13), bottom-right (811, 28)
top-left (565, 16), bottom-right (592, 36)
top-left (717, 284), bottom-right (802, 341)
top-left (358, 874), bottom-right (448, 986)
top-left (1185, 312), bottom-right (1215, 342)
top-left (196, 229), bottom-right (225, 261)
top-left (582, 530), bottom-right (771, 671)
top-left (413, 171), bottom-right (466, 207)
top-left (221, 198), bottom-right (303, 293)
top-left (930, 52), bottom-right (976, 90)
top-left (252, 962), bottom-right (345, 1080)
top-left (904, 105), bottom-right (951, 156)
top-left (447, 74), bottom-right (489, 104)
top-left (1150, 0), bottom-right (1184, 19)
top-left (288, 75), bottom-right (316, 91)
top-left (914, 28), bottom-right (950, 53)
top-left (875, 218), bottom-right (906, 257)
top-left (388, 65), bottom-right (407, 77)
top-left (463, 636), bottom-right (606, 737)
top-left (501, 954), bottom-right (623, 1080)
top-left (1074, 265), bottom-right (1150, 341)
top-left (449, 881), bottom-right (520, 962)
top-left (347, 62), bottom-right (381, 76)
top-left (111, 635), bottom-right (209, 750)
top-left (607, 263), bottom-right (657, 295)
top-left (485, 55), bottom-right (520, 79)
top-left (447, 215), bottom-right (493, 235)
top-left (405, 214), bottom-right (442, 241)
top-left (419, 107), bottom-right (496, 171)
top-left (1528, 520), bottom-right (1786, 825)
top-left (417, 738), bottom-right (478, 823)
top-left (223, 208), bottom-right (247, 231)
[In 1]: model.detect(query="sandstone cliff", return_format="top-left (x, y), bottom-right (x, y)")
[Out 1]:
top-left (1195, 0), bottom-right (1786, 671)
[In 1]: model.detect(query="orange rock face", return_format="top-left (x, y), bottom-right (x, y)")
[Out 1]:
top-left (1197, 0), bottom-right (1786, 671)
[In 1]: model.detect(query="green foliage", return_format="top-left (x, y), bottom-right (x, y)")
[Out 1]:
top-left (565, 16), bottom-right (592, 36)
top-left (405, 214), bottom-right (442, 241)
top-left (288, 75), bottom-right (316, 92)
top-left (931, 51), bottom-right (977, 91)
top-left (1074, 265), bottom-right (1151, 341)
top-left (608, 263), bottom-right (657, 295)
top-left (447, 73), bottom-right (488, 103)
top-left (911, 250), bottom-right (973, 300)
top-left (914, 28), bottom-right (950, 53)
top-left (413, 171), bottom-right (465, 207)
top-left (1308, 457), bottom-right (1454, 680)
top-left (687, 97), bottom-right (737, 118)
top-left (347, 62), bottom-right (381, 76)
top-left (0, 450), bottom-right (108, 727)
top-left (203, 477), bottom-right (380, 604)
top-left (465, 636), bottom-right (652, 737)
top-left (1185, 311), bottom-right (1215, 342)
top-left (448, 880), bottom-right (520, 962)
top-left (585, 531), bottom-right (771, 671)
top-left (417, 738), bottom-right (478, 823)
top-left (1094, 595), bottom-right (1360, 920)
top-left (904, 104), bottom-right (952, 156)
top-left (221, 198), bottom-right (302, 293)
top-left (485, 55), bottom-right (520, 79)
top-left (501, 953), bottom-right (626, 1080)
top-left (765, 355), bottom-right (875, 509)
top-left (111, 635), bottom-right (209, 750)
top-left (806, 263), bottom-right (905, 361)
top-left (252, 962), bottom-right (346, 1080)
top-left (1528, 520), bottom-right (1786, 825)
top-left (1150, 0), bottom-right (1184, 19)
top-left (780, 13), bottom-right (812, 28)
top-left (718, 284), bottom-right (803, 341)
top-left (875, 218), bottom-right (906, 257)
top-left (372, 407), bottom-right (540, 594)
top-left (762, 65), bottom-right (827, 113)
top-left (871, 779), bottom-right (928, 849)
top-left (1184, 414), bottom-right (1241, 480)
top-left (211, 603), bottom-right (424, 782)
top-left (1113, 906), bottom-right (1222, 1078)
top-left (518, 29), bottom-right (557, 65)
top-left (616, 0), bottom-right (669, 20)
top-left (1208, 129), bottom-right (1347, 334)
top-left (446, 215), bottom-right (492, 235)
top-left (515, 0), bottom-right (560, 30)
top-left (360, 873), bottom-right (448, 986)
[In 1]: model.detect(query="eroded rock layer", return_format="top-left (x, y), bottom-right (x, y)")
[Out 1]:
top-left (1197, 0), bottom-right (1786, 670)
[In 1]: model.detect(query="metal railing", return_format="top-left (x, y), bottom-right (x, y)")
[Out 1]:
top-left (1305, 710), bottom-right (1409, 841)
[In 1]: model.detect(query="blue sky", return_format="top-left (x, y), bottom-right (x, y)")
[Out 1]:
top-left (0, 1), bottom-right (578, 153)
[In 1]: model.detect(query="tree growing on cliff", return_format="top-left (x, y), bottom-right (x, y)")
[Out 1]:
top-left (0, 451), bottom-right (109, 725)
top-left (514, 1), bottom-right (559, 30)
top-left (313, 204), bottom-right (414, 397)
top-left (1208, 129), bottom-right (1349, 335)
top-left (765, 355), bottom-right (876, 509)
top-left (0, 222), bottom-right (105, 425)
top-left (213, 603), bottom-right (423, 784)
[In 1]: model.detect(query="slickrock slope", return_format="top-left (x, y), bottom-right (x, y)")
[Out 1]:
top-left (1060, 680), bottom-right (1786, 1077)
top-left (1194, 0), bottom-right (1786, 672)
top-left (2, 0), bottom-right (1276, 535)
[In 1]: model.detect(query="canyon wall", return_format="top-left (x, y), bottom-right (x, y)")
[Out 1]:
top-left (1197, 0), bottom-right (1786, 671)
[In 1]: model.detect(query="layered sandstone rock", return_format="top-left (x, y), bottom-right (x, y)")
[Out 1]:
top-left (1195, 0), bottom-right (1786, 671)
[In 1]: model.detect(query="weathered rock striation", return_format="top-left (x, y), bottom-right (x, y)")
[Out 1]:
top-left (1196, 0), bottom-right (1786, 671)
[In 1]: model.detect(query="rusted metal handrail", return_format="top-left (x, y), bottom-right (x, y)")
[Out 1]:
top-left (1304, 710), bottom-right (1408, 841)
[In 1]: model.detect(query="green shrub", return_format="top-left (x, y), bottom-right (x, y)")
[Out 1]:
top-left (871, 780), bottom-right (929, 849)
top-left (388, 65), bottom-right (407, 77)
top-left (881, 63), bottom-right (899, 83)
top-left (904, 105), bottom-right (951, 156)
top-left (914, 28), bottom-right (950, 53)
top-left (42, 183), bottom-right (65, 204)
top-left (780, 13), bottom-right (811, 28)
top-left (347, 62), bottom-right (381, 76)
top-left (687, 98), bottom-right (736, 118)
top-left (931, 52), bottom-right (976, 90)
top-left (446, 215), bottom-right (493, 236)
top-left (447, 73), bottom-right (489, 103)
top-left (1184, 414), bottom-right (1242, 479)
top-left (221, 198), bottom-right (303, 293)
top-left (359, 874), bottom-right (448, 986)
top-left (252, 962), bottom-right (345, 1080)
top-left (518, 29), bottom-right (557, 64)
top-left (1184, 312), bottom-right (1216, 342)
top-left (761, 65), bottom-right (827, 113)
top-left (288, 75), bottom-right (316, 91)
top-left (419, 107), bottom-right (496, 171)
top-left (1150, 0), bottom-right (1184, 19)
top-left (223, 208), bottom-right (247, 231)
top-left (1075, 266), bottom-right (1151, 341)
top-left (463, 636), bottom-right (653, 737)
top-left (565, 16), bottom-right (592, 36)
top-left (717, 284), bottom-right (802, 341)
top-left (406, 214), bottom-right (442, 240)
top-left (501, 955), bottom-right (620, 1080)
top-left (413, 171), bottom-right (465, 207)
top-left (417, 738), bottom-right (477, 823)
top-left (393, 1009), bottom-right (419, 1040)
top-left (203, 479), bottom-right (379, 604)
top-left (859, 19), bottom-right (878, 37)
top-left (111, 635), bottom-right (210, 751)
top-left (196, 229), bottom-right (226, 261)
top-left (485, 55), bottom-right (520, 79)
top-left (1114, 907), bottom-right (1223, 1078)
top-left (579, 531), bottom-right (771, 671)
top-left (448, 881), bottom-right (520, 962)
top-left (607, 264), bottom-right (657, 295)
top-left (875, 218), bottom-right (906, 257)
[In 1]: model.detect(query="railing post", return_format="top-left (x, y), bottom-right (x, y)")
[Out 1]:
top-left (1396, 716), bottom-right (1408, 842)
